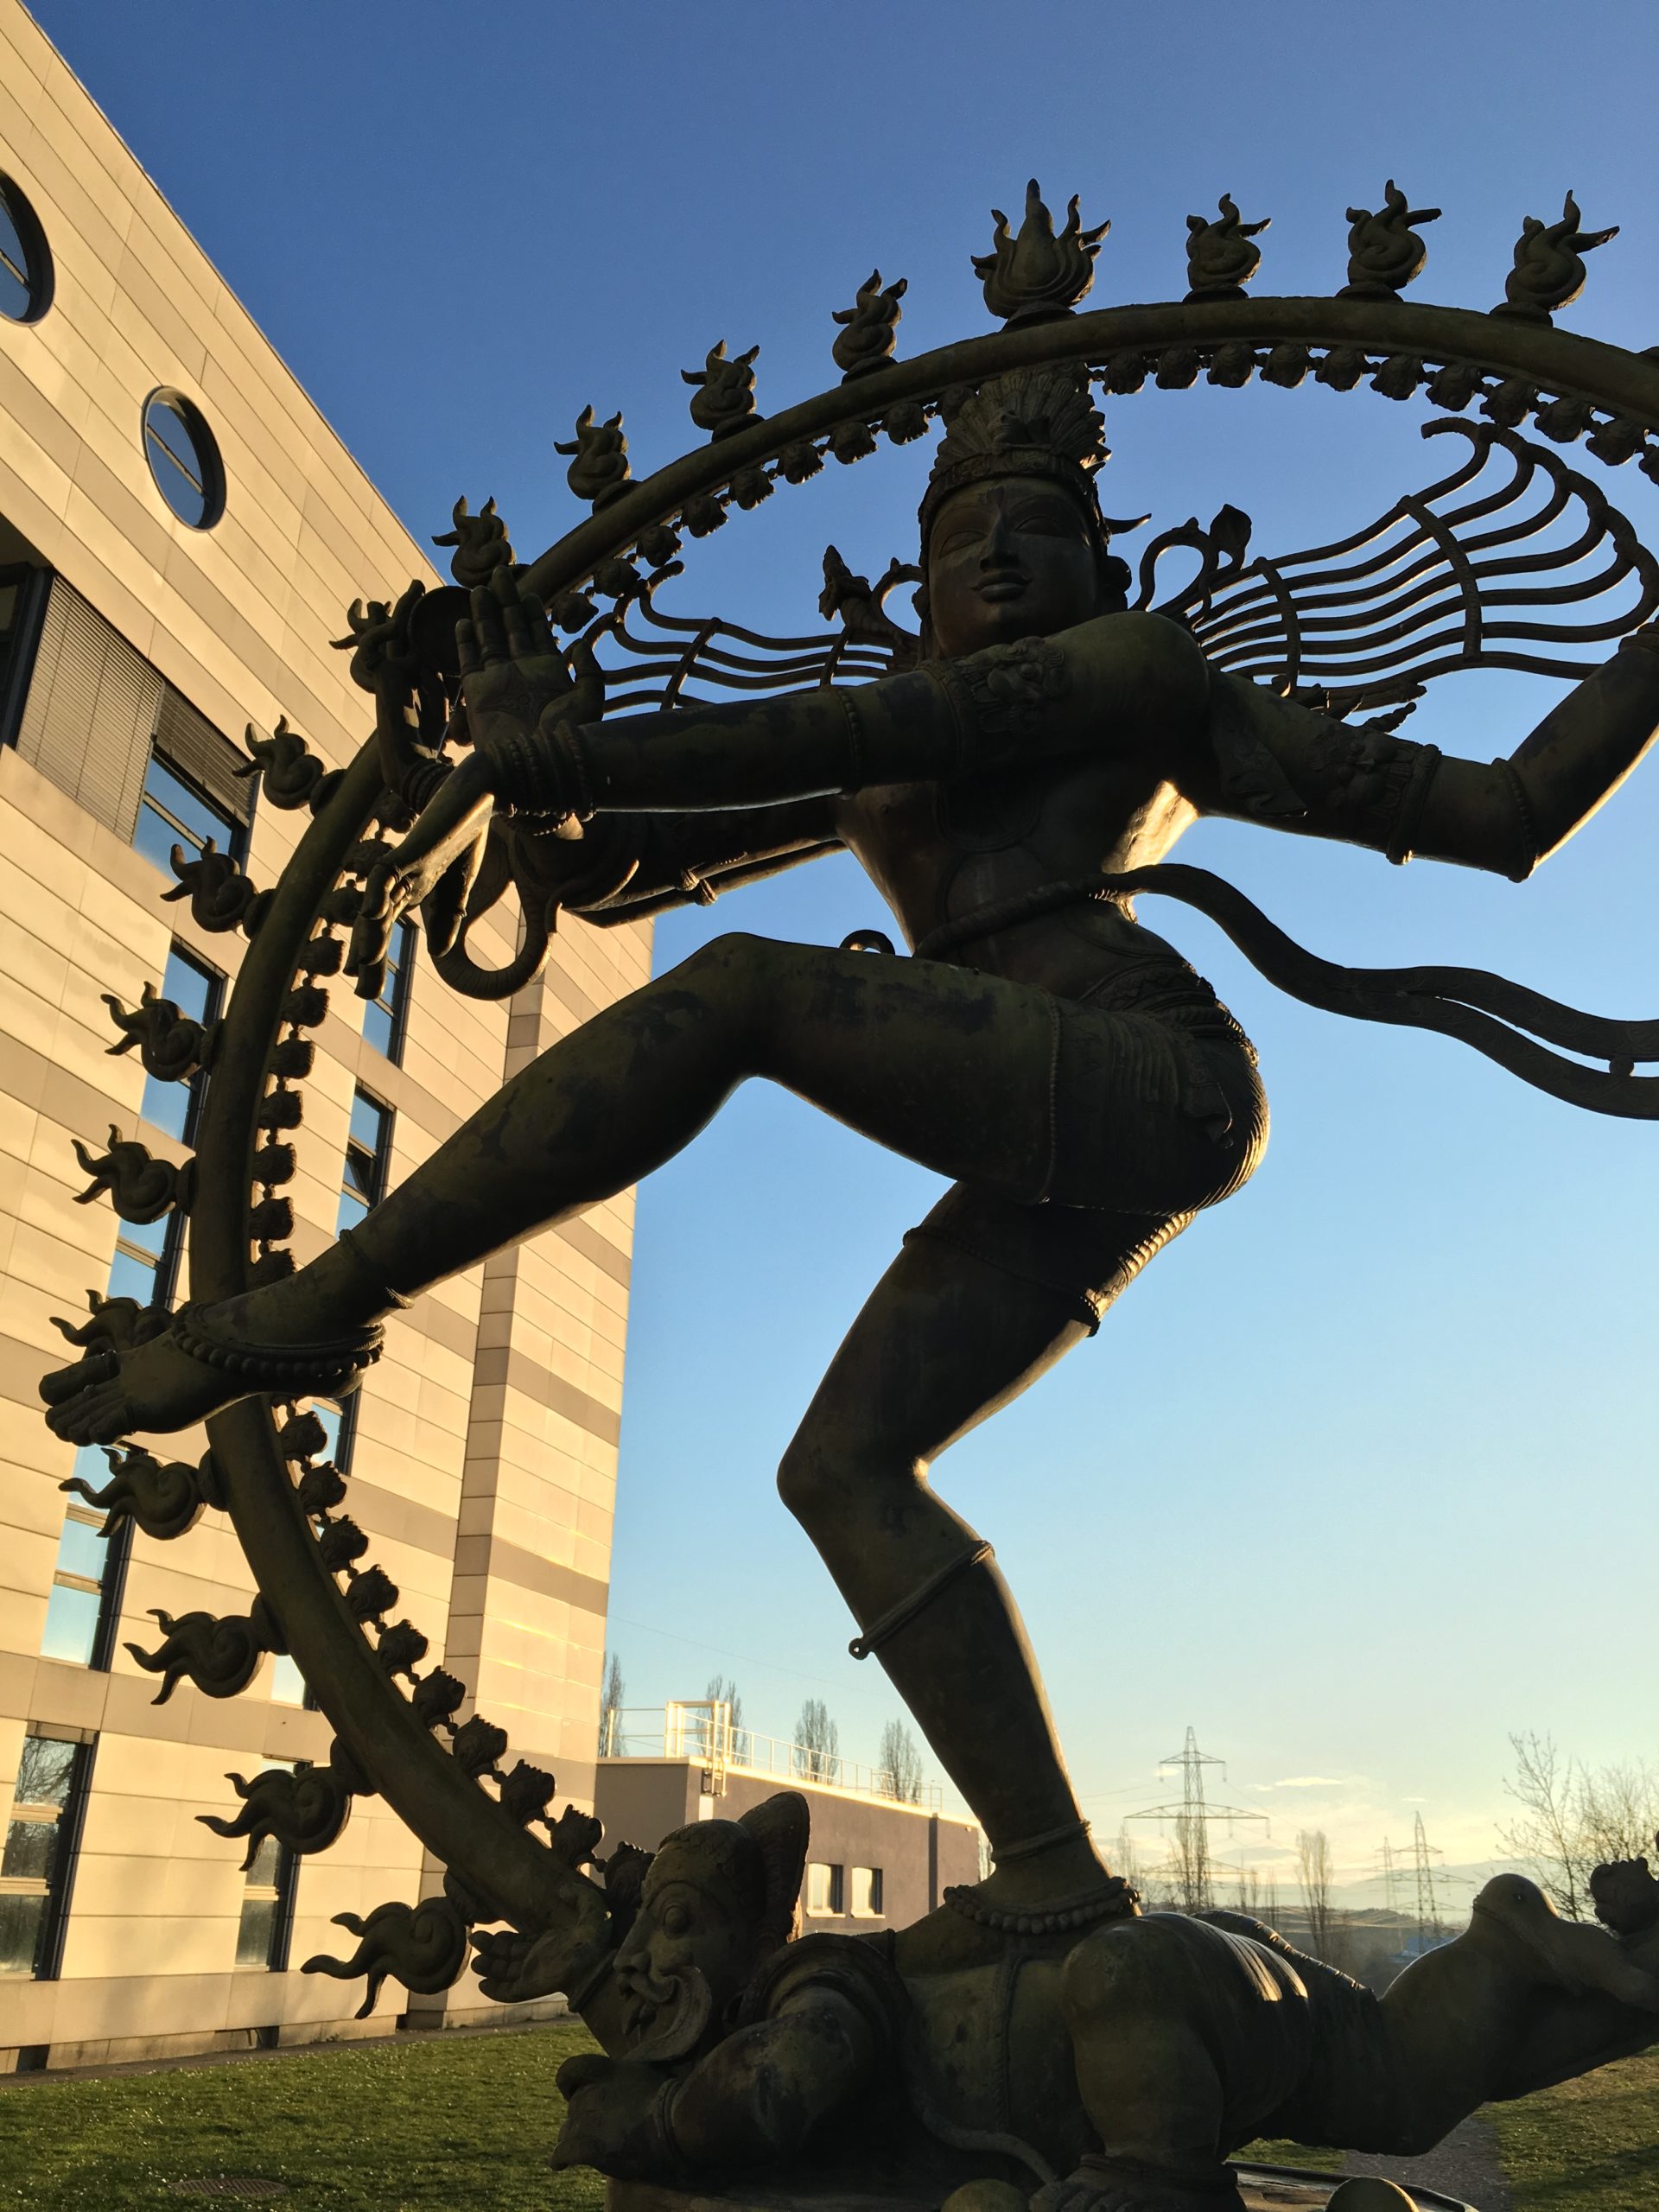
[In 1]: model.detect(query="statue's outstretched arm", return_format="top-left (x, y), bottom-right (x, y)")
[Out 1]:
top-left (552, 1989), bottom-right (873, 2178)
top-left (1195, 632), bottom-right (1659, 880)
top-left (527, 797), bottom-right (842, 929)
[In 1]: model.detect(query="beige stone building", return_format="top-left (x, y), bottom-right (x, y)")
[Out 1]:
top-left (0, 0), bottom-right (650, 2069)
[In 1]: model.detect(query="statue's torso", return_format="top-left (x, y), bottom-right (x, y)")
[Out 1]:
top-left (833, 747), bottom-right (1200, 1003)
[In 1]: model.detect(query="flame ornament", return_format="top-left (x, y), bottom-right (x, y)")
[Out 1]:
top-left (1496, 191), bottom-right (1618, 322)
top-left (1185, 195), bottom-right (1270, 301)
top-left (973, 180), bottom-right (1109, 325)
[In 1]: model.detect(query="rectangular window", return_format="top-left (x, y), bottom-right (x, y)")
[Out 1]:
top-left (139, 943), bottom-right (224, 1143)
top-left (133, 751), bottom-right (245, 877)
top-left (39, 1484), bottom-right (128, 1669)
top-left (236, 1767), bottom-right (297, 1970)
top-left (361, 918), bottom-right (416, 1064)
top-left (850, 1866), bottom-right (884, 1918)
top-left (804, 1862), bottom-right (843, 1917)
top-left (105, 1209), bottom-right (181, 1313)
top-left (0, 564), bottom-right (48, 751)
top-left (337, 1090), bottom-right (391, 1234)
top-left (0, 1729), bottom-right (93, 1980)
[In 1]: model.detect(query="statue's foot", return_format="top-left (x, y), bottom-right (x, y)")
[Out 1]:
top-left (1033, 2153), bottom-right (1243, 2212)
top-left (1472, 1872), bottom-right (1659, 2011)
top-left (41, 1294), bottom-right (382, 1444)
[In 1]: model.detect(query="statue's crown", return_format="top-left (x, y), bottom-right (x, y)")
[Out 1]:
top-left (921, 365), bottom-right (1109, 544)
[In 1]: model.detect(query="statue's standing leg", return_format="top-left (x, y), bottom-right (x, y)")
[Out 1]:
top-left (779, 1189), bottom-right (1189, 1909)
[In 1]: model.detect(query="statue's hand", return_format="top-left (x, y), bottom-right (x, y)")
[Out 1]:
top-left (348, 569), bottom-right (604, 996)
top-left (551, 2054), bottom-right (673, 2177)
top-left (472, 1923), bottom-right (601, 2006)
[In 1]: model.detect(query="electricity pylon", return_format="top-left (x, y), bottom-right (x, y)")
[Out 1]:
top-left (1413, 1813), bottom-right (1445, 1947)
top-left (1125, 1726), bottom-right (1268, 1913)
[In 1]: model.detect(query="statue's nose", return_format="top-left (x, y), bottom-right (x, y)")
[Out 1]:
top-left (981, 513), bottom-right (1017, 565)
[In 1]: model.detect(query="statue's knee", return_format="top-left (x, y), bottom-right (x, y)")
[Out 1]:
top-left (776, 1429), bottom-right (834, 1529)
top-left (1064, 1918), bottom-right (1181, 2023)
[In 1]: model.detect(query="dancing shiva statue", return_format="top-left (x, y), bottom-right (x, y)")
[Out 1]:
top-left (40, 181), bottom-right (1659, 2210)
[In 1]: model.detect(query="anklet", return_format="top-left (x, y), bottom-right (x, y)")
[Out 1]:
top-left (993, 1816), bottom-right (1092, 1864)
top-left (172, 1303), bottom-right (385, 1396)
top-left (943, 1873), bottom-right (1137, 1936)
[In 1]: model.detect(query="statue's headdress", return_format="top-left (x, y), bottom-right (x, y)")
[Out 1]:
top-left (919, 365), bottom-right (1112, 549)
top-left (652, 1791), bottom-right (808, 1954)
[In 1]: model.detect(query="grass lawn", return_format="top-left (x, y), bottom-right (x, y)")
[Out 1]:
top-left (0, 2020), bottom-right (606, 2212)
top-left (5, 2023), bottom-right (1657, 2210)
top-left (1488, 2047), bottom-right (1659, 2211)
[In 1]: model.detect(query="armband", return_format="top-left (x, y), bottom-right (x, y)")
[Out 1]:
top-left (1491, 756), bottom-right (1540, 883)
top-left (1385, 743), bottom-right (1442, 865)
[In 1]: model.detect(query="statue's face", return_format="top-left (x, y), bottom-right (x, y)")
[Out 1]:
top-left (612, 1843), bottom-right (760, 2056)
top-left (925, 476), bottom-right (1104, 657)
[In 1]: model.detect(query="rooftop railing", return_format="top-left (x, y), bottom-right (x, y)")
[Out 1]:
top-left (599, 1700), bottom-right (941, 1811)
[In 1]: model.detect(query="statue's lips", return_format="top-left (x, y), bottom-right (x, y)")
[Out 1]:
top-left (976, 575), bottom-right (1030, 602)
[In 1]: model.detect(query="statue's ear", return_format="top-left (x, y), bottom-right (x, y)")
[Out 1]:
top-left (740, 1791), bottom-right (809, 1948)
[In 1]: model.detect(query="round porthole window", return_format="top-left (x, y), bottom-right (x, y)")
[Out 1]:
top-left (143, 389), bottom-right (225, 529)
top-left (0, 174), bottom-right (53, 323)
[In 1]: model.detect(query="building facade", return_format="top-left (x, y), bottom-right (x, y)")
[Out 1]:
top-left (594, 1702), bottom-right (982, 1936)
top-left (0, 0), bottom-right (649, 2069)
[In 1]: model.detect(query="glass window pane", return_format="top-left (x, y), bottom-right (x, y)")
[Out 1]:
top-left (309, 1403), bottom-right (343, 1463)
top-left (268, 1654), bottom-right (307, 1707)
top-left (0, 1893), bottom-right (46, 1976)
top-left (117, 1215), bottom-right (171, 1264)
top-left (104, 1249), bottom-right (159, 1309)
top-left (335, 1187), bottom-right (367, 1235)
top-left (140, 1071), bottom-right (191, 1143)
top-left (142, 756), bottom-right (234, 855)
top-left (145, 400), bottom-right (208, 528)
top-left (16, 1738), bottom-right (78, 1810)
top-left (360, 997), bottom-right (393, 1059)
top-left (53, 1516), bottom-right (108, 1584)
top-left (162, 946), bottom-right (217, 1027)
top-left (1, 1817), bottom-right (55, 1882)
top-left (40, 1583), bottom-right (100, 1667)
top-left (245, 1834), bottom-right (283, 1888)
top-left (235, 1897), bottom-right (276, 1967)
top-left (348, 1093), bottom-right (387, 1156)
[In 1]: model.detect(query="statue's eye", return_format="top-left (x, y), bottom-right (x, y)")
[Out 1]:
top-left (936, 530), bottom-right (980, 556)
top-left (662, 1903), bottom-right (692, 1936)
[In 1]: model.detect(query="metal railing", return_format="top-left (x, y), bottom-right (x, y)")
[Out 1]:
top-left (598, 1700), bottom-right (941, 1810)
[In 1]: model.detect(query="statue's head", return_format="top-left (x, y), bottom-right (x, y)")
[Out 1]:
top-left (918, 366), bottom-right (1133, 658)
top-left (610, 1790), bottom-right (807, 2061)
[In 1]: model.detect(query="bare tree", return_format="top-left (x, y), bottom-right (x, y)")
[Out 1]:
top-left (1297, 1828), bottom-right (1338, 1963)
top-left (704, 1674), bottom-right (745, 1760)
top-left (598, 1650), bottom-right (626, 1758)
top-left (1168, 1806), bottom-right (1213, 1914)
top-left (793, 1698), bottom-right (840, 1783)
top-left (1499, 1732), bottom-right (1659, 1921)
top-left (878, 1718), bottom-right (925, 1803)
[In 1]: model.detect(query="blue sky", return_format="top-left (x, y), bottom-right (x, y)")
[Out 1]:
top-left (31, 0), bottom-right (1659, 1902)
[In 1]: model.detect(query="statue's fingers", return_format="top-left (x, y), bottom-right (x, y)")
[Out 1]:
top-left (470, 582), bottom-right (509, 668)
top-left (499, 588), bottom-right (534, 664)
top-left (518, 589), bottom-right (556, 658)
top-left (565, 636), bottom-right (605, 721)
top-left (455, 619), bottom-right (480, 678)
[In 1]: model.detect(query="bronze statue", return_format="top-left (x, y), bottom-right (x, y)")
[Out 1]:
top-left (38, 181), bottom-right (1659, 2208)
top-left (469, 1789), bottom-right (1659, 2197)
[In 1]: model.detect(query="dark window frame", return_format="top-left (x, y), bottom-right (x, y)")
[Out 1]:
top-left (1, 1729), bottom-right (94, 1981)
top-left (0, 174), bottom-right (54, 324)
top-left (139, 941), bottom-right (226, 1148)
top-left (235, 1768), bottom-right (299, 1972)
top-left (135, 747), bottom-right (249, 874)
top-left (338, 1090), bottom-right (392, 1233)
top-left (141, 388), bottom-right (225, 531)
top-left (0, 563), bottom-right (50, 752)
top-left (362, 917), bottom-right (416, 1065)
